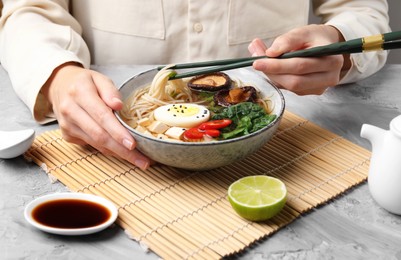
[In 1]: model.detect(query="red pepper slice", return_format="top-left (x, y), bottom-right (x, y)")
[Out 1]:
top-left (204, 129), bottom-right (220, 137)
top-left (184, 128), bottom-right (205, 139)
top-left (184, 128), bottom-right (221, 139)
top-left (198, 119), bottom-right (232, 130)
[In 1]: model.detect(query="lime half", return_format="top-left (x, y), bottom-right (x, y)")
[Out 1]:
top-left (228, 175), bottom-right (287, 221)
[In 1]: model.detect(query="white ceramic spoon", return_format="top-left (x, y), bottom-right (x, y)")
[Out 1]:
top-left (0, 129), bottom-right (35, 159)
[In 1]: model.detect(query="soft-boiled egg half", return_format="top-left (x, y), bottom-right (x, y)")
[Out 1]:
top-left (154, 103), bottom-right (210, 128)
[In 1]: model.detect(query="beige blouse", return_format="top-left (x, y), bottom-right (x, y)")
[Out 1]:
top-left (0, 0), bottom-right (391, 123)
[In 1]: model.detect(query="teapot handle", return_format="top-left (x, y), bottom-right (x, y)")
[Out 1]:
top-left (361, 124), bottom-right (386, 149)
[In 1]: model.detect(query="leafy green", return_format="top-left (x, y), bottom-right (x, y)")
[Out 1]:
top-left (197, 91), bottom-right (219, 110)
top-left (250, 114), bottom-right (277, 132)
top-left (212, 102), bottom-right (276, 140)
top-left (197, 91), bottom-right (215, 102)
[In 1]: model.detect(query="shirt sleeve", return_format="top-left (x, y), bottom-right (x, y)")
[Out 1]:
top-left (312, 0), bottom-right (391, 84)
top-left (0, 0), bottom-right (90, 124)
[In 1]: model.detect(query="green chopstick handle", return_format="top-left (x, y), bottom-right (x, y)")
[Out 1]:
top-left (168, 41), bottom-right (363, 80)
top-left (383, 30), bottom-right (401, 42)
top-left (281, 30), bottom-right (401, 58)
top-left (167, 30), bottom-right (401, 79)
top-left (278, 39), bottom-right (361, 59)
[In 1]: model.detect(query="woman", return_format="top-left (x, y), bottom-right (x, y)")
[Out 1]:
top-left (0, 0), bottom-right (390, 170)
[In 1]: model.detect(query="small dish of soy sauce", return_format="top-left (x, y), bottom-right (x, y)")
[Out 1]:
top-left (24, 192), bottom-right (118, 236)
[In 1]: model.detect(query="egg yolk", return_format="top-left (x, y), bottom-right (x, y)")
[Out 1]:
top-left (170, 104), bottom-right (199, 117)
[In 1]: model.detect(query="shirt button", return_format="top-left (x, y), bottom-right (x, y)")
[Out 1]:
top-left (193, 23), bottom-right (203, 33)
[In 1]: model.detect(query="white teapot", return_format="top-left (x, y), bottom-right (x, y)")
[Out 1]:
top-left (360, 115), bottom-right (401, 214)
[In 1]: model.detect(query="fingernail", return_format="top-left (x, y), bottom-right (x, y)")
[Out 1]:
top-left (248, 43), bottom-right (256, 54)
top-left (123, 138), bottom-right (134, 150)
top-left (112, 97), bottom-right (123, 105)
top-left (135, 159), bottom-right (149, 170)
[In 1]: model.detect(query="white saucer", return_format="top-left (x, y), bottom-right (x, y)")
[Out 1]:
top-left (24, 192), bottom-right (118, 236)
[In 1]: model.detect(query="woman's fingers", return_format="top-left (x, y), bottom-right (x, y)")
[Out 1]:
top-left (46, 64), bottom-right (151, 170)
top-left (91, 71), bottom-right (124, 110)
top-left (60, 105), bottom-right (150, 170)
top-left (259, 59), bottom-right (343, 95)
top-left (248, 25), bottom-right (346, 95)
top-left (253, 55), bottom-right (343, 75)
top-left (252, 54), bottom-right (343, 95)
top-left (90, 71), bottom-right (136, 149)
top-left (248, 38), bottom-right (268, 56)
top-left (73, 73), bottom-right (136, 151)
top-left (267, 71), bottom-right (338, 95)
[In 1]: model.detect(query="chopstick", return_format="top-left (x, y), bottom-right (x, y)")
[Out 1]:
top-left (161, 30), bottom-right (401, 80)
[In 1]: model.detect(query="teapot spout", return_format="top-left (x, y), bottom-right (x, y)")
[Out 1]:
top-left (360, 124), bottom-right (386, 149)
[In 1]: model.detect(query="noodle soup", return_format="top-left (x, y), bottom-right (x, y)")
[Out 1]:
top-left (115, 68), bottom-right (285, 170)
top-left (119, 67), bottom-right (277, 143)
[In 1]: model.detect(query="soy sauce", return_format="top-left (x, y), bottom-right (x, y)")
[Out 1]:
top-left (32, 199), bottom-right (111, 229)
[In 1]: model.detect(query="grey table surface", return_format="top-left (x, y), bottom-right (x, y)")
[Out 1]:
top-left (1, 64), bottom-right (401, 260)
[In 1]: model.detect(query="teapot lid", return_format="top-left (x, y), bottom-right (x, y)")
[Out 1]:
top-left (390, 115), bottom-right (401, 137)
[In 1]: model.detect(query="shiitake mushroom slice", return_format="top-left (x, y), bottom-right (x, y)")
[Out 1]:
top-left (187, 72), bottom-right (232, 92)
top-left (214, 86), bottom-right (258, 107)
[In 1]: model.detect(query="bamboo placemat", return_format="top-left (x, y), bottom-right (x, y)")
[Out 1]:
top-left (25, 111), bottom-right (370, 259)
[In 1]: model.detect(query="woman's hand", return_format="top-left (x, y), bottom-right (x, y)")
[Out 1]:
top-left (41, 62), bottom-right (151, 170)
top-left (248, 24), bottom-right (351, 95)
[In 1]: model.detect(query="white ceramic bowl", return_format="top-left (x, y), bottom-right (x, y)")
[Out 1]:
top-left (0, 129), bottom-right (35, 159)
top-left (24, 192), bottom-right (118, 236)
top-left (116, 68), bottom-right (285, 170)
